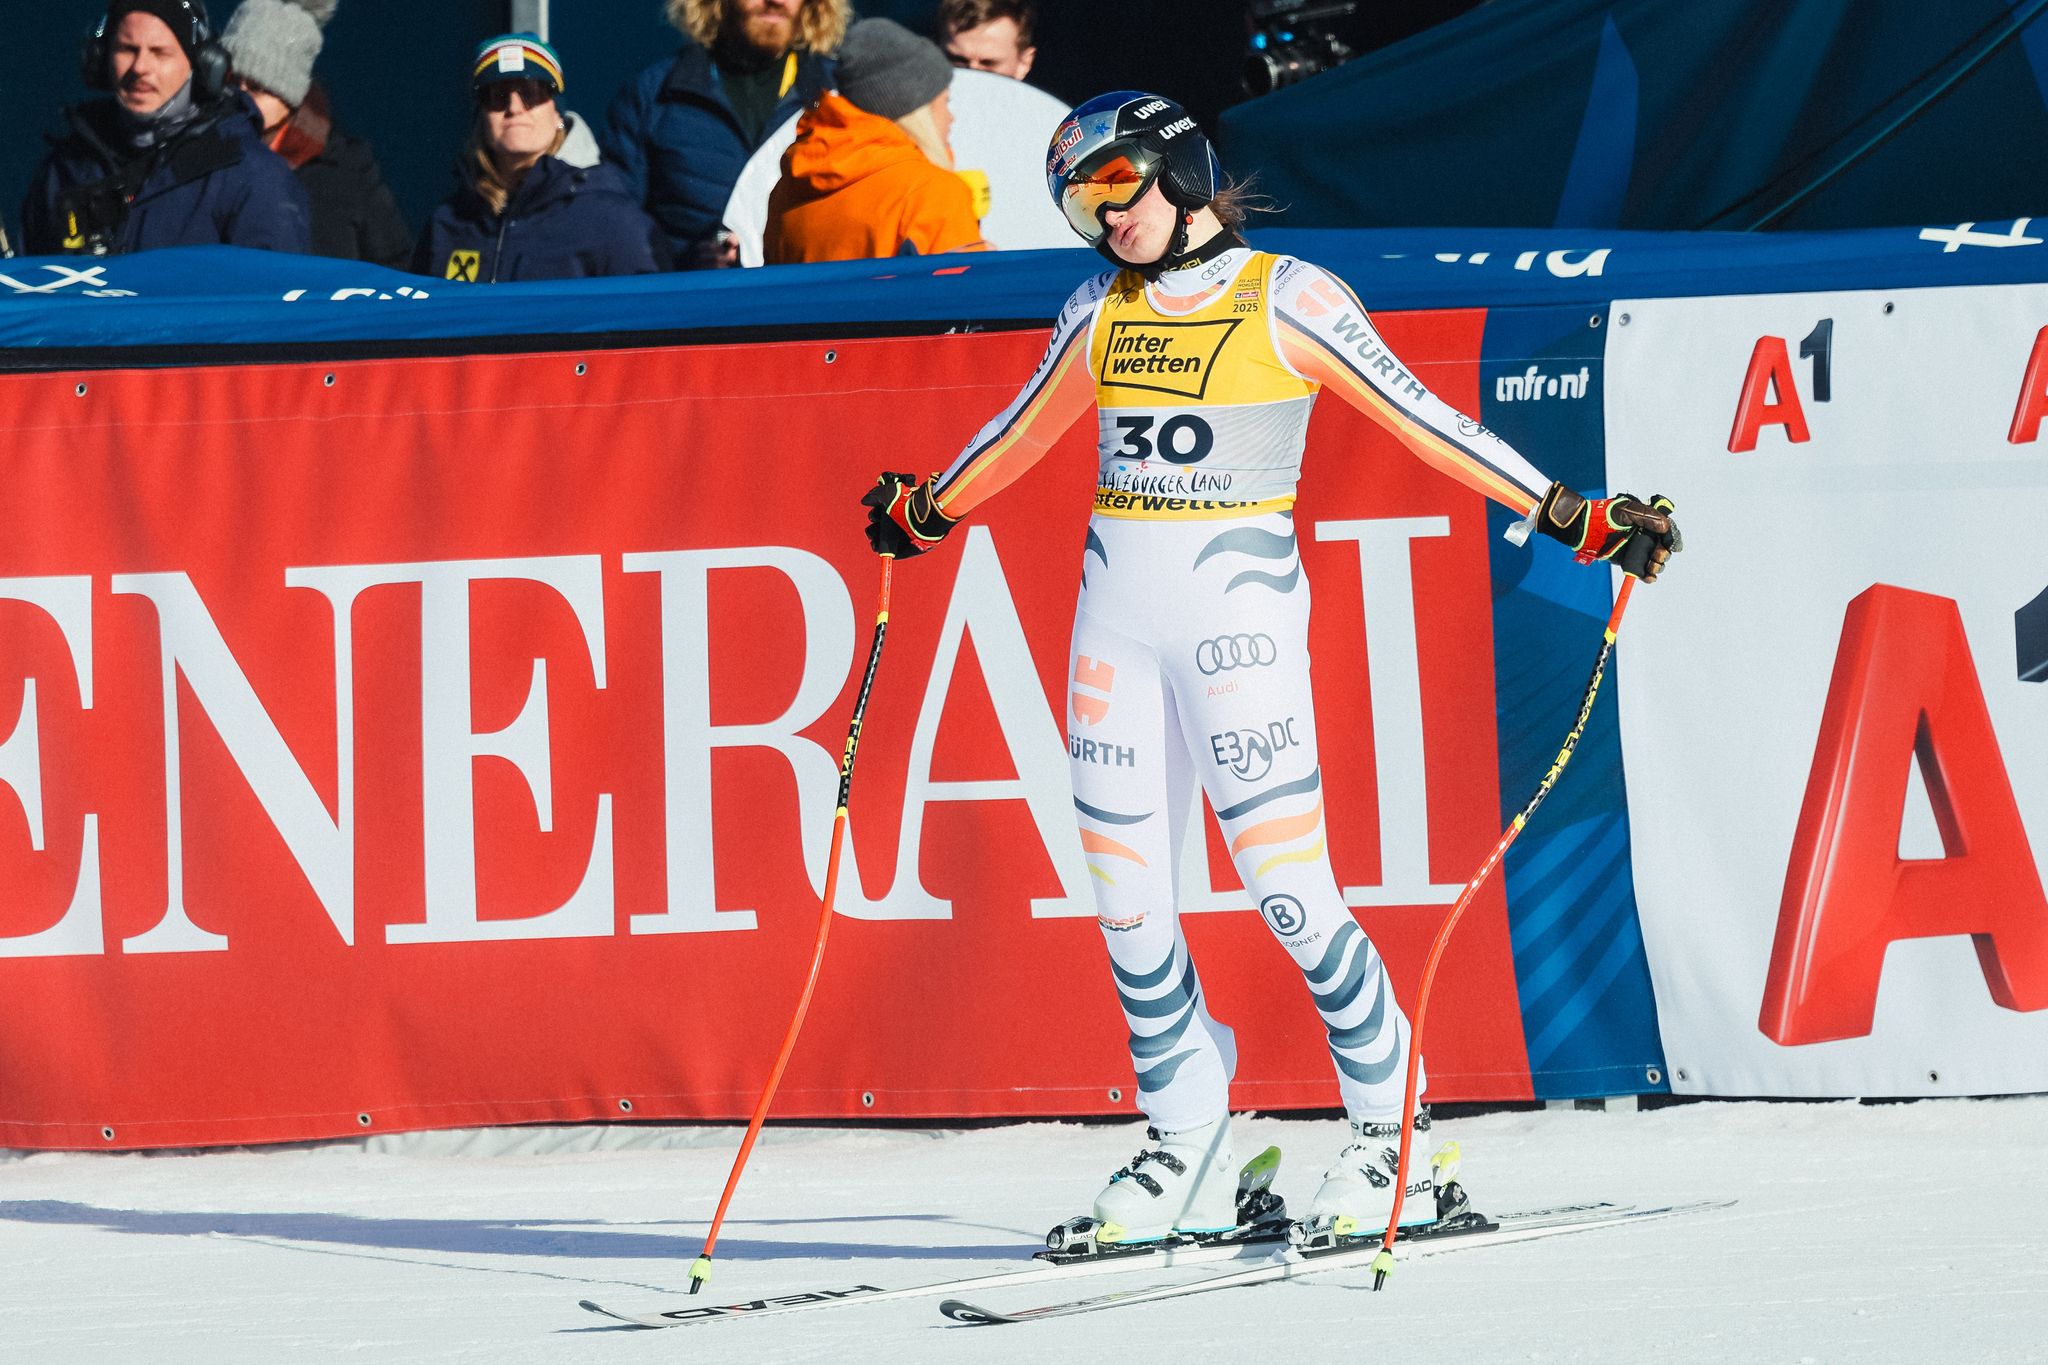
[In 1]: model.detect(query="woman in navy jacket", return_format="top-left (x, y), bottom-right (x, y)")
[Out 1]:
top-left (414, 34), bottom-right (667, 283)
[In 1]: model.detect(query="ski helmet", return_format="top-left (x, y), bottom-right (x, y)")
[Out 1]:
top-left (1046, 91), bottom-right (1222, 265)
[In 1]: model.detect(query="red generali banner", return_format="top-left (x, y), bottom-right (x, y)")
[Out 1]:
top-left (0, 311), bottom-right (1532, 1148)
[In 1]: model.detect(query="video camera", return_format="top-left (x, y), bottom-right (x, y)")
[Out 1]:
top-left (1243, 0), bottom-right (1361, 97)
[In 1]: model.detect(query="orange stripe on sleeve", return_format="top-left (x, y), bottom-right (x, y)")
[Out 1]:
top-left (935, 337), bottom-right (1096, 520)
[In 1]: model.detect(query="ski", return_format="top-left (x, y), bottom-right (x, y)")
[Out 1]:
top-left (578, 1232), bottom-right (1285, 1328)
top-left (575, 1196), bottom-right (1630, 1330)
top-left (938, 1199), bottom-right (1732, 1325)
top-left (579, 1144), bottom-right (1297, 1329)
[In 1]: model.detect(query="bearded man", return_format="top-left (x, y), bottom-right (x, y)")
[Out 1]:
top-left (602, 0), bottom-right (848, 268)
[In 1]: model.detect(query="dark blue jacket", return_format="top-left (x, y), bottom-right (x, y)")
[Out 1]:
top-left (601, 39), bottom-right (832, 265)
top-left (413, 155), bottom-right (668, 284)
top-left (20, 92), bottom-right (310, 256)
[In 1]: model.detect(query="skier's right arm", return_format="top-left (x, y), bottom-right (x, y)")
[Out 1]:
top-left (862, 277), bottom-right (1106, 558)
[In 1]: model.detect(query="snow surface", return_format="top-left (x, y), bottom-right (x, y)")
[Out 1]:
top-left (3, 1098), bottom-right (2043, 1363)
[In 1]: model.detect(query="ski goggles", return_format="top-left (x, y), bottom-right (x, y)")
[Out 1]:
top-left (1058, 147), bottom-right (1161, 242)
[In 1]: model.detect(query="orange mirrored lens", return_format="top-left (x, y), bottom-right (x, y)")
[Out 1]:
top-left (1060, 154), bottom-right (1155, 238)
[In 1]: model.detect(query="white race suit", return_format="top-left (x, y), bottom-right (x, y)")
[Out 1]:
top-left (926, 246), bottom-right (1555, 1131)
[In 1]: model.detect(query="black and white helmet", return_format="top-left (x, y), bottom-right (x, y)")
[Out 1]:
top-left (1046, 91), bottom-right (1222, 262)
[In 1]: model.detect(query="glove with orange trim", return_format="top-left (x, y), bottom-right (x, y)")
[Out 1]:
top-left (1535, 483), bottom-right (1683, 582)
top-left (862, 472), bottom-right (958, 558)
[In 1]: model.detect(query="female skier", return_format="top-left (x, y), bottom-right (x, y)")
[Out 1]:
top-left (862, 92), bottom-right (1678, 1249)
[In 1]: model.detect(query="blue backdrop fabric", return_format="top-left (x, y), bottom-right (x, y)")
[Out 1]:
top-left (1218, 0), bottom-right (2048, 232)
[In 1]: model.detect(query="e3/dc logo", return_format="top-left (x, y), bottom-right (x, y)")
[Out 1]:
top-left (1195, 633), bottom-right (1277, 675)
top-left (1260, 894), bottom-right (1306, 935)
top-left (1209, 716), bottom-right (1301, 783)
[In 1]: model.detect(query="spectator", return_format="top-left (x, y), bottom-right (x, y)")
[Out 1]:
top-left (764, 18), bottom-right (985, 264)
top-left (21, 0), bottom-right (311, 255)
top-left (219, 0), bottom-right (412, 268)
top-left (603, 0), bottom-right (847, 268)
top-left (414, 34), bottom-right (668, 283)
top-left (936, 0), bottom-right (1034, 81)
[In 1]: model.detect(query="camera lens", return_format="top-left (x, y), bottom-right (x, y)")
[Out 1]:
top-left (1243, 34), bottom-right (1347, 97)
top-left (1243, 49), bottom-right (1286, 98)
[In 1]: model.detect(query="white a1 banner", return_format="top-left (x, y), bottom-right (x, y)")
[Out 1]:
top-left (1606, 285), bottom-right (2048, 1097)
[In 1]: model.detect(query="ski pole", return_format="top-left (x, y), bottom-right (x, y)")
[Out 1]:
top-left (688, 554), bottom-right (895, 1295)
top-left (1371, 575), bottom-right (1637, 1291)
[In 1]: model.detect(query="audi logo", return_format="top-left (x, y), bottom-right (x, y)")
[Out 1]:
top-left (1196, 633), bottom-right (1278, 675)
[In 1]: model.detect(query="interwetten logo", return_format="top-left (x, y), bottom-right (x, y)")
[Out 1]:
top-left (1102, 320), bottom-right (1239, 400)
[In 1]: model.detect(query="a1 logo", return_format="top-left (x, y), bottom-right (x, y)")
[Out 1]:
top-left (1761, 584), bottom-right (2048, 1046)
top-left (1728, 319), bottom-right (1831, 452)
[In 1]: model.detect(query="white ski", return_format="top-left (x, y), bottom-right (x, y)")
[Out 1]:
top-left (578, 1232), bottom-right (1289, 1328)
top-left (938, 1199), bottom-right (1733, 1325)
top-left (577, 1201), bottom-right (1630, 1329)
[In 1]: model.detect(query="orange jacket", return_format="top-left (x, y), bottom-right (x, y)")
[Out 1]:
top-left (764, 91), bottom-right (987, 264)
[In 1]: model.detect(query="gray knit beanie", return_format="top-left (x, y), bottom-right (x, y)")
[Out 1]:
top-left (835, 18), bottom-right (952, 121)
top-left (220, 0), bottom-right (335, 107)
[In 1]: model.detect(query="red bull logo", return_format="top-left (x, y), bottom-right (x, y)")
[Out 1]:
top-left (1050, 119), bottom-right (1085, 173)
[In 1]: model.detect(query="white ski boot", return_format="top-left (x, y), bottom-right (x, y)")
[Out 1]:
top-left (1292, 1111), bottom-right (1468, 1250)
top-left (1041, 1138), bottom-right (1288, 1261)
top-left (1088, 1115), bottom-right (1241, 1244)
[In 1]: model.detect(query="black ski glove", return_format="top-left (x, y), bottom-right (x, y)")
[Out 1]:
top-left (862, 472), bottom-right (958, 558)
top-left (1534, 483), bottom-right (1683, 582)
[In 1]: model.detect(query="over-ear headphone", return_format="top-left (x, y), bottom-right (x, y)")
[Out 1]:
top-left (82, 1), bottom-right (230, 104)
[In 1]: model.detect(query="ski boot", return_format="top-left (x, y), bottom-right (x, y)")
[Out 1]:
top-left (1039, 1119), bottom-right (1290, 1263)
top-left (1288, 1112), bottom-right (1486, 1257)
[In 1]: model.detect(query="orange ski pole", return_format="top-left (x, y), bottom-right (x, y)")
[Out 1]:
top-left (688, 555), bottom-right (894, 1295)
top-left (1372, 575), bottom-right (1636, 1290)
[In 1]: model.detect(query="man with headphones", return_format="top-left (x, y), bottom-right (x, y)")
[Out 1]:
top-left (21, 1), bottom-right (310, 255)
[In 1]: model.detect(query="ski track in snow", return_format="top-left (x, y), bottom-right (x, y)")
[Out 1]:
top-left (2, 1098), bottom-right (2044, 1363)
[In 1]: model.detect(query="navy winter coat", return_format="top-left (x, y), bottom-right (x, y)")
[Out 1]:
top-left (600, 39), bottom-right (832, 265)
top-left (413, 155), bottom-right (668, 283)
top-left (20, 92), bottom-right (310, 256)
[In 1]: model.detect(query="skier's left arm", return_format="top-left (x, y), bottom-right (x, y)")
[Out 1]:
top-left (1269, 258), bottom-right (1681, 580)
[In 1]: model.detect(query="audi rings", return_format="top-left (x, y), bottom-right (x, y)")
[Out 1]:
top-left (1196, 633), bottom-right (1278, 675)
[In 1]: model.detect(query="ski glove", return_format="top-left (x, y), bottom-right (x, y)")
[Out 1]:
top-left (862, 472), bottom-right (958, 558)
top-left (1535, 483), bottom-right (1683, 583)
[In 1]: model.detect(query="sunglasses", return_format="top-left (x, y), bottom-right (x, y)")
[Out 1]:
top-left (1059, 149), bottom-right (1160, 242)
top-left (479, 78), bottom-right (555, 112)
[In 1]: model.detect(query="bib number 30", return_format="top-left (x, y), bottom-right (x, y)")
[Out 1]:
top-left (1113, 414), bottom-right (1215, 464)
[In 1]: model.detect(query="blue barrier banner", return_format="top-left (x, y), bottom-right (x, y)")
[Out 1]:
top-left (6, 222), bottom-right (2048, 353)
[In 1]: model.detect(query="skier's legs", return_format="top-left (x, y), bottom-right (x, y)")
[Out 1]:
top-left (1164, 515), bottom-right (1421, 1124)
top-left (1067, 601), bottom-right (1237, 1136)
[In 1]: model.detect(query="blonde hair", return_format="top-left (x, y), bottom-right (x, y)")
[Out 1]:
top-left (465, 112), bottom-right (569, 216)
top-left (666, 0), bottom-right (850, 53)
top-left (894, 99), bottom-right (953, 170)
